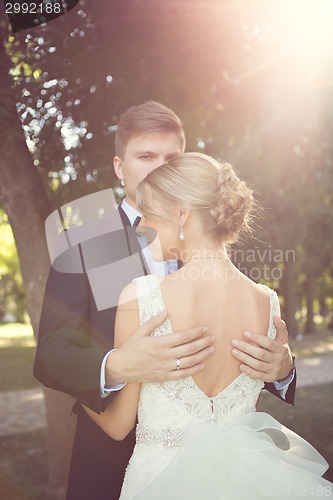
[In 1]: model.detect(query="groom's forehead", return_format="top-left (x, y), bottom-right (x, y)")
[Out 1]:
top-left (124, 132), bottom-right (182, 156)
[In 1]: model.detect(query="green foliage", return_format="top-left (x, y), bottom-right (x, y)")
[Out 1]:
top-left (0, 323), bottom-right (37, 391)
top-left (0, 212), bottom-right (27, 322)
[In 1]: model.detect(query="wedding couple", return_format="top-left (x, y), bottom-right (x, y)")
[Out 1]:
top-left (34, 102), bottom-right (331, 499)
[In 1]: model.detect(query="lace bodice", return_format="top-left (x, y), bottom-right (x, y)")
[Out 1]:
top-left (120, 274), bottom-right (280, 499)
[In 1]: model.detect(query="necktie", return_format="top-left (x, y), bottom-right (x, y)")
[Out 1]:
top-left (133, 216), bottom-right (141, 227)
top-left (133, 216), bottom-right (149, 275)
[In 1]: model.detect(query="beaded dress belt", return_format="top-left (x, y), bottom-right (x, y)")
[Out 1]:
top-left (136, 423), bottom-right (182, 448)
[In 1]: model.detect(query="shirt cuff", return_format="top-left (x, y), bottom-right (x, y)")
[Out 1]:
top-left (272, 368), bottom-right (295, 399)
top-left (100, 349), bottom-right (126, 398)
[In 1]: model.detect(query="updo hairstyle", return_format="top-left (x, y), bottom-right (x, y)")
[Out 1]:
top-left (136, 152), bottom-right (254, 243)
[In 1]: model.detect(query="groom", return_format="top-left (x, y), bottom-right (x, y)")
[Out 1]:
top-left (34, 101), bottom-right (296, 500)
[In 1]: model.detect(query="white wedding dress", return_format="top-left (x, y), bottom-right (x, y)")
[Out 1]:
top-left (119, 275), bottom-right (332, 500)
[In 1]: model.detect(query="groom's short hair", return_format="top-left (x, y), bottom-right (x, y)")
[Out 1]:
top-left (115, 101), bottom-right (186, 158)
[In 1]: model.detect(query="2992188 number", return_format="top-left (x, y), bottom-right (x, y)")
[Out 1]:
top-left (5, 2), bottom-right (62, 15)
top-left (244, 485), bottom-right (333, 498)
top-left (278, 485), bottom-right (332, 497)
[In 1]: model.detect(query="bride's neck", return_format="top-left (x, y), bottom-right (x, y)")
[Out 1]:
top-left (180, 243), bottom-right (229, 264)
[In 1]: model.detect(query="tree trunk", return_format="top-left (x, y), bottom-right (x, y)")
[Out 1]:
top-left (318, 296), bottom-right (328, 319)
top-left (280, 259), bottom-right (299, 338)
top-left (0, 17), bottom-right (75, 497)
top-left (305, 271), bottom-right (315, 334)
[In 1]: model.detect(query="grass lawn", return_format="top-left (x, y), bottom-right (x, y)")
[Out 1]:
top-left (0, 323), bottom-right (39, 392)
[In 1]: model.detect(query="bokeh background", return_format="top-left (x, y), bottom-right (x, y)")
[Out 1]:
top-left (0, 1), bottom-right (332, 498)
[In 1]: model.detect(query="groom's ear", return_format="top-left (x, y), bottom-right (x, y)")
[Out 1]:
top-left (113, 156), bottom-right (123, 181)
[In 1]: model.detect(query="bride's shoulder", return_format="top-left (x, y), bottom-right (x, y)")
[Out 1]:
top-left (237, 272), bottom-right (275, 300)
top-left (255, 283), bottom-right (280, 315)
top-left (255, 282), bottom-right (278, 299)
top-left (133, 274), bottom-right (163, 290)
top-left (118, 275), bottom-right (157, 305)
top-left (118, 280), bottom-right (138, 307)
top-left (123, 274), bottom-right (164, 303)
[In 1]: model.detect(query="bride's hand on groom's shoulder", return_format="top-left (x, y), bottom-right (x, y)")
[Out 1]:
top-left (230, 316), bottom-right (294, 383)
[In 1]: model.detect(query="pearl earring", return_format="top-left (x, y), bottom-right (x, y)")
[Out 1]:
top-left (120, 179), bottom-right (125, 187)
top-left (179, 219), bottom-right (185, 241)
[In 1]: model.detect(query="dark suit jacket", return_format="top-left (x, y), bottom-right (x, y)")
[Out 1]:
top-left (34, 206), bottom-right (145, 499)
top-left (34, 205), bottom-right (296, 499)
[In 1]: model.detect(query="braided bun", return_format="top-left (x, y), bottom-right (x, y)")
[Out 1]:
top-left (209, 163), bottom-right (253, 242)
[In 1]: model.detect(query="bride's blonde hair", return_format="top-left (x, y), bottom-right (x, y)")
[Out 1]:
top-left (136, 152), bottom-right (254, 243)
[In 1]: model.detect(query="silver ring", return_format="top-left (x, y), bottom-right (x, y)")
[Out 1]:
top-left (176, 358), bottom-right (180, 370)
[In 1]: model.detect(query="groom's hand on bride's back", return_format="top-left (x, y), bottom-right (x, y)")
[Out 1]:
top-left (230, 315), bottom-right (294, 383)
top-left (105, 311), bottom-right (215, 386)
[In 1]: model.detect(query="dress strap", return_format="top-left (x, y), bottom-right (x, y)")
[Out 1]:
top-left (134, 275), bottom-right (172, 337)
top-left (257, 284), bottom-right (280, 339)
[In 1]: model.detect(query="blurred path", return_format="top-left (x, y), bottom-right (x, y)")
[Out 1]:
top-left (296, 355), bottom-right (333, 388)
top-left (0, 388), bottom-right (46, 437)
top-left (0, 354), bottom-right (332, 437)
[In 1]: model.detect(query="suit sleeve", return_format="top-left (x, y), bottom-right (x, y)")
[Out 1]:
top-left (264, 369), bottom-right (297, 405)
top-left (33, 264), bottom-right (115, 413)
top-left (262, 288), bottom-right (296, 405)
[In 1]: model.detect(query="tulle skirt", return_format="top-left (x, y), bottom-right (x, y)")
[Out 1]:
top-left (132, 412), bottom-right (332, 499)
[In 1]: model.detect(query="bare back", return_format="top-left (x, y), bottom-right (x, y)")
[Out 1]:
top-left (159, 261), bottom-right (271, 398)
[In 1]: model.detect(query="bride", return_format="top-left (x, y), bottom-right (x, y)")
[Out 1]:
top-left (84, 153), bottom-right (332, 499)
